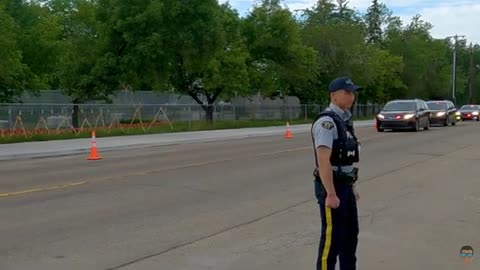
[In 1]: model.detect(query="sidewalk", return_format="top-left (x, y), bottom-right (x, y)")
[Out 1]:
top-left (0, 120), bottom-right (373, 161)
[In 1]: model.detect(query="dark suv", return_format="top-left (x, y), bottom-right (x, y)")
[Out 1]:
top-left (426, 100), bottom-right (457, 126)
top-left (376, 99), bottom-right (431, 132)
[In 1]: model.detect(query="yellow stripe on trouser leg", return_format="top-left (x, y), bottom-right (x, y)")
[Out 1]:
top-left (321, 206), bottom-right (333, 269)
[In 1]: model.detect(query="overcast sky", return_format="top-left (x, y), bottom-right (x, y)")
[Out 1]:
top-left (219, 0), bottom-right (480, 45)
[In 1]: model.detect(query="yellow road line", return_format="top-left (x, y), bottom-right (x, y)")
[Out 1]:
top-left (1, 133), bottom-right (385, 198)
top-left (135, 159), bottom-right (236, 176)
top-left (255, 147), bottom-right (310, 156)
top-left (0, 181), bottom-right (88, 198)
top-left (1, 159), bottom-right (237, 199)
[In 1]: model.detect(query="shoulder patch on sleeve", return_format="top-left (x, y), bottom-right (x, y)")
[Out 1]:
top-left (321, 120), bottom-right (335, 130)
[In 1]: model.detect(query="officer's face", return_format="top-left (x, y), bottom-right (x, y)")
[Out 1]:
top-left (332, 90), bottom-right (356, 109)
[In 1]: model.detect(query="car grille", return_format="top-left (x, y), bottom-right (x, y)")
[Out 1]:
top-left (383, 115), bottom-right (404, 120)
top-left (380, 121), bottom-right (411, 127)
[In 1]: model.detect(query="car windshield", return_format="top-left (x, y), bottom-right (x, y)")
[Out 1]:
top-left (426, 102), bottom-right (447, 110)
top-left (382, 102), bottom-right (416, 111)
top-left (460, 105), bottom-right (479, 111)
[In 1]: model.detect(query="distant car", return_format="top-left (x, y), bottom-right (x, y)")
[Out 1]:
top-left (376, 99), bottom-right (431, 132)
top-left (456, 104), bottom-right (480, 121)
top-left (426, 100), bottom-right (457, 126)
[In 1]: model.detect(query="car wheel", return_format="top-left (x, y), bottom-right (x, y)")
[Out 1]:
top-left (414, 119), bottom-right (420, 131)
top-left (377, 127), bottom-right (384, 132)
top-left (424, 118), bottom-right (430, 130)
top-left (444, 117), bottom-right (449, 126)
top-left (452, 119), bottom-right (456, 126)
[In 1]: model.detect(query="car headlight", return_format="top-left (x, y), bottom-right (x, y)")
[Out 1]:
top-left (455, 111), bottom-right (461, 115)
top-left (404, 114), bottom-right (415, 119)
top-left (377, 114), bottom-right (384, 119)
top-left (473, 111), bottom-right (479, 115)
top-left (437, 112), bottom-right (446, 117)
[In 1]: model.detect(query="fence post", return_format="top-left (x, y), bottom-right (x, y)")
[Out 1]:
top-left (233, 104), bottom-right (236, 122)
top-left (8, 107), bottom-right (12, 129)
top-left (214, 104), bottom-right (217, 123)
top-left (188, 105), bottom-right (192, 128)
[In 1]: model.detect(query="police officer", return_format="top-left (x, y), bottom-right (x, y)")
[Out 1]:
top-left (311, 76), bottom-right (362, 270)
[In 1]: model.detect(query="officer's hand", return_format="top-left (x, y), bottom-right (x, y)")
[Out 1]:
top-left (325, 193), bottom-right (340, 209)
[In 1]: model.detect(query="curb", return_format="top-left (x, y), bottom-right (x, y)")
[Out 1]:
top-left (0, 121), bottom-right (374, 161)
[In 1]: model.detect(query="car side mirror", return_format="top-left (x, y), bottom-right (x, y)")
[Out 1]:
top-left (418, 108), bottom-right (425, 111)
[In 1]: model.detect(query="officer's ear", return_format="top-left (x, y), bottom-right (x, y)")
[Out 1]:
top-left (330, 91), bottom-right (337, 100)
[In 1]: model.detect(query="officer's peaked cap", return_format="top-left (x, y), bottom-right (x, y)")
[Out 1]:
top-left (328, 77), bottom-right (363, 92)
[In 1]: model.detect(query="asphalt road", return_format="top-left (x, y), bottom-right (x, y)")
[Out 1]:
top-left (1, 121), bottom-right (480, 269)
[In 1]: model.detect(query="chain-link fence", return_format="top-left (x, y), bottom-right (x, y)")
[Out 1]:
top-left (0, 103), bottom-right (383, 132)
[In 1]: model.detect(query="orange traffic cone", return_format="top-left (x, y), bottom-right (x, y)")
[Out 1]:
top-left (284, 122), bottom-right (293, 139)
top-left (87, 131), bottom-right (102, 160)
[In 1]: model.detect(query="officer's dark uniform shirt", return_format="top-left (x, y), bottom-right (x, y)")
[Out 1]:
top-left (312, 102), bottom-right (360, 173)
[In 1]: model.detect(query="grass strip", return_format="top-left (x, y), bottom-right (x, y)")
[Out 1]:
top-left (0, 116), bottom-right (372, 144)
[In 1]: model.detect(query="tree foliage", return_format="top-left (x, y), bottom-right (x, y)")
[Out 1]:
top-left (1, 0), bottom-right (480, 120)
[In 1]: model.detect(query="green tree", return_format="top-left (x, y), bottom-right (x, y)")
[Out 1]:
top-left (162, 0), bottom-right (250, 122)
top-left (1, 0), bottom-right (64, 102)
top-left (1, 0), bottom-right (477, 115)
top-left (0, 1), bottom-right (28, 102)
top-left (469, 44), bottom-right (480, 103)
top-left (242, 0), bottom-right (317, 106)
top-left (359, 46), bottom-right (406, 103)
top-left (6, 0), bottom-right (63, 90)
top-left (301, 20), bottom-right (366, 102)
top-left (384, 14), bottom-right (452, 101)
top-left (364, 0), bottom-right (389, 45)
top-left (96, 0), bottom-right (168, 90)
top-left (449, 39), bottom-right (472, 104)
top-left (49, 0), bottom-right (120, 127)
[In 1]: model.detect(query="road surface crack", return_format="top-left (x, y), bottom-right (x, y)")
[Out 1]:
top-left (366, 187), bottom-right (418, 225)
top-left (104, 198), bottom-right (312, 270)
top-left (360, 143), bottom-right (473, 185)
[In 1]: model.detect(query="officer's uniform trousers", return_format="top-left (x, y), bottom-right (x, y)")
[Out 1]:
top-left (314, 173), bottom-right (359, 270)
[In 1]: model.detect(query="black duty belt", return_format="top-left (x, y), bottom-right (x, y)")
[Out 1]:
top-left (314, 167), bottom-right (359, 185)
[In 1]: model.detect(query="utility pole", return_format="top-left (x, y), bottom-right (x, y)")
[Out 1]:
top-left (469, 42), bottom-right (474, 103)
top-left (446, 34), bottom-right (466, 105)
